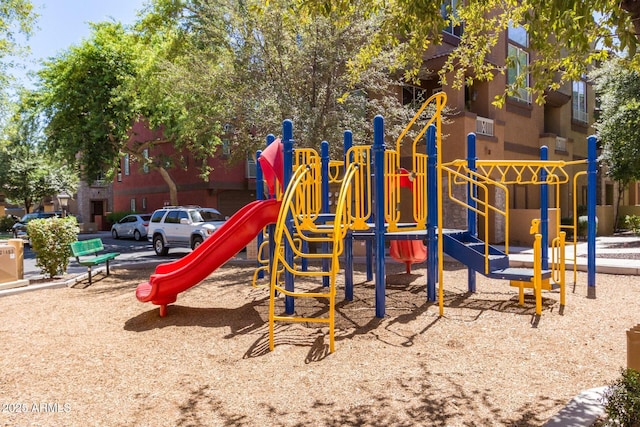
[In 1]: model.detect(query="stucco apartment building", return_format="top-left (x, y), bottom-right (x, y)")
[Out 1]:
top-left (408, 16), bottom-right (599, 243)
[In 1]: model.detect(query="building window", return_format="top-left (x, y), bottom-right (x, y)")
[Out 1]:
top-left (142, 197), bottom-right (147, 211)
top-left (94, 171), bottom-right (106, 186)
top-left (142, 148), bottom-right (149, 174)
top-left (117, 159), bottom-right (122, 182)
top-left (124, 153), bottom-right (130, 176)
top-left (572, 80), bottom-right (588, 123)
top-left (507, 22), bottom-right (530, 103)
top-left (130, 198), bottom-right (136, 212)
top-left (222, 139), bottom-right (231, 157)
top-left (441, 0), bottom-right (463, 37)
top-left (508, 22), bottom-right (528, 47)
top-left (246, 157), bottom-right (256, 179)
top-left (402, 84), bottom-right (426, 109)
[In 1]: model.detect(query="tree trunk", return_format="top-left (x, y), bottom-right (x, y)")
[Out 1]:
top-left (157, 166), bottom-right (179, 206)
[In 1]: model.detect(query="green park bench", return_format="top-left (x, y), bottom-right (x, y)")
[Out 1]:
top-left (70, 238), bottom-right (120, 285)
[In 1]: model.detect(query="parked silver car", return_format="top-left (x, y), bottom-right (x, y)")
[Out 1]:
top-left (111, 214), bottom-right (151, 241)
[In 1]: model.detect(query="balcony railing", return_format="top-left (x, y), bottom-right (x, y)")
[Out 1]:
top-left (476, 116), bottom-right (494, 137)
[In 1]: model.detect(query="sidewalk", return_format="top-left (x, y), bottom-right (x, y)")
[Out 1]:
top-left (507, 234), bottom-right (640, 275)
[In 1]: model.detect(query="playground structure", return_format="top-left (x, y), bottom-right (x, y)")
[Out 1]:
top-left (257, 92), bottom-right (597, 352)
top-left (135, 92), bottom-right (597, 353)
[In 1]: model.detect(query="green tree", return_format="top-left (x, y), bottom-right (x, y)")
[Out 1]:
top-left (591, 59), bottom-right (640, 231)
top-left (0, 0), bottom-right (36, 107)
top-left (275, 0), bottom-right (640, 105)
top-left (36, 18), bottom-right (225, 206)
top-left (138, 0), bottom-right (427, 161)
top-left (0, 91), bottom-right (77, 213)
top-left (37, 22), bottom-right (138, 183)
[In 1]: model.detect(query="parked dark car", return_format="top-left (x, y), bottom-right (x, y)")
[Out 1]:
top-left (111, 214), bottom-right (151, 241)
top-left (11, 211), bottom-right (61, 242)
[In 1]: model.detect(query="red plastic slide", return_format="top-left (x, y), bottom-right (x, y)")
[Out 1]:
top-left (389, 240), bottom-right (427, 274)
top-left (388, 167), bottom-right (427, 273)
top-left (136, 199), bottom-right (282, 316)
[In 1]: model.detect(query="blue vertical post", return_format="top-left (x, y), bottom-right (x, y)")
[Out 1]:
top-left (321, 141), bottom-right (330, 288)
top-left (587, 135), bottom-right (597, 298)
top-left (540, 146), bottom-right (549, 270)
top-left (426, 125), bottom-right (437, 302)
top-left (361, 138), bottom-right (374, 282)
top-left (343, 131), bottom-right (356, 300)
top-left (344, 130), bottom-right (353, 164)
top-left (466, 133), bottom-right (477, 293)
top-left (373, 115), bottom-right (386, 318)
top-left (256, 149), bottom-right (265, 280)
top-left (283, 120), bottom-right (295, 314)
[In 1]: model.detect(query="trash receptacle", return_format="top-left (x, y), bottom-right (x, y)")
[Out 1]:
top-left (627, 324), bottom-right (640, 371)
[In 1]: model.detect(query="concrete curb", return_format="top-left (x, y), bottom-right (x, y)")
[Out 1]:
top-left (0, 267), bottom-right (107, 298)
top-left (543, 387), bottom-right (607, 426)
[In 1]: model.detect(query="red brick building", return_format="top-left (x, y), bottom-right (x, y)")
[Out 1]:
top-left (112, 121), bottom-right (257, 218)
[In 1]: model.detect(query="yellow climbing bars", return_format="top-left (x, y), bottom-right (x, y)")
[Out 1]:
top-left (383, 91), bottom-right (447, 232)
top-left (269, 162), bottom-right (361, 353)
top-left (344, 145), bottom-right (372, 231)
top-left (292, 148), bottom-right (322, 231)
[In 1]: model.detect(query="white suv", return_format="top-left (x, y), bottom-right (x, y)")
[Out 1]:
top-left (147, 206), bottom-right (227, 256)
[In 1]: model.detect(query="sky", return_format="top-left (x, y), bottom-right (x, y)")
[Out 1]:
top-left (11, 0), bottom-right (147, 88)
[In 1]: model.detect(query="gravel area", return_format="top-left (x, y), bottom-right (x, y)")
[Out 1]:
top-left (1, 261), bottom-right (638, 426)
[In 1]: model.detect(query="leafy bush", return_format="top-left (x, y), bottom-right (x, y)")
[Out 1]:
top-left (106, 211), bottom-right (134, 226)
top-left (577, 215), bottom-right (598, 239)
top-left (625, 215), bottom-right (640, 235)
top-left (602, 368), bottom-right (640, 426)
top-left (27, 216), bottom-right (79, 278)
top-left (0, 215), bottom-right (18, 232)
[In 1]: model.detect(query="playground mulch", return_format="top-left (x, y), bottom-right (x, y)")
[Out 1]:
top-left (1, 261), bottom-right (638, 426)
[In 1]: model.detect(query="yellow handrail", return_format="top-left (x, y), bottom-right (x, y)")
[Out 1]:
top-left (442, 163), bottom-right (510, 274)
top-left (551, 231), bottom-right (567, 307)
